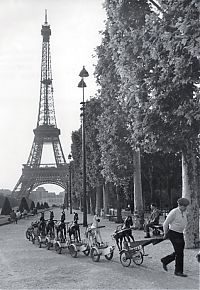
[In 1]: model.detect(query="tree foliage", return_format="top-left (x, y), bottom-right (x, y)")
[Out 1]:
top-left (30, 200), bottom-right (35, 210)
top-left (1, 197), bottom-right (12, 215)
top-left (99, 0), bottom-right (199, 247)
top-left (131, 0), bottom-right (200, 152)
top-left (95, 29), bottom-right (133, 186)
top-left (85, 97), bottom-right (103, 187)
top-left (19, 197), bottom-right (29, 212)
top-left (71, 129), bottom-right (82, 203)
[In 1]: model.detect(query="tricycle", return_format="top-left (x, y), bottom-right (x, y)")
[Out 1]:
top-left (85, 225), bottom-right (115, 262)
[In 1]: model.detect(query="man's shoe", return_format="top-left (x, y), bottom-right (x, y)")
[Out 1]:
top-left (161, 259), bottom-right (168, 271)
top-left (174, 272), bottom-right (187, 277)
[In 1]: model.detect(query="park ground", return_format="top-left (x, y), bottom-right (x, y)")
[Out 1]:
top-left (0, 208), bottom-right (199, 290)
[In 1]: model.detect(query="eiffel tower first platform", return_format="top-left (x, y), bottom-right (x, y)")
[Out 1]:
top-left (12, 11), bottom-right (68, 200)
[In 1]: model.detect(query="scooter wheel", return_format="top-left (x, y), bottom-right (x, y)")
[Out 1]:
top-left (83, 246), bottom-right (90, 256)
top-left (132, 250), bottom-right (143, 265)
top-left (105, 251), bottom-right (114, 261)
top-left (91, 247), bottom-right (100, 262)
top-left (55, 243), bottom-right (62, 254)
top-left (69, 244), bottom-right (78, 258)
top-left (120, 250), bottom-right (131, 267)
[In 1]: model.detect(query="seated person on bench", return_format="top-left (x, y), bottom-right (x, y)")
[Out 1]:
top-left (144, 203), bottom-right (160, 238)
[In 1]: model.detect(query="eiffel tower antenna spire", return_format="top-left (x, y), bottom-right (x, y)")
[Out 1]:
top-left (45, 9), bottom-right (48, 24)
top-left (12, 12), bottom-right (68, 199)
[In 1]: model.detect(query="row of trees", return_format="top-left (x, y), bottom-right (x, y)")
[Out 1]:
top-left (1, 196), bottom-right (49, 215)
top-left (69, 0), bottom-right (199, 248)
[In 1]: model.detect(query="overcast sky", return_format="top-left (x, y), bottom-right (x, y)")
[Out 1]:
top-left (0, 0), bottom-right (106, 193)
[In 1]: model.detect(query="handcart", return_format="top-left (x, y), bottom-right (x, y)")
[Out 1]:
top-left (119, 238), bottom-right (163, 267)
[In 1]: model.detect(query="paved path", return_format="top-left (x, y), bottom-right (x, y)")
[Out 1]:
top-left (0, 209), bottom-right (199, 289)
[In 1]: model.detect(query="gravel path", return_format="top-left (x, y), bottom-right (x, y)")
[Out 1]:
top-left (0, 208), bottom-right (199, 289)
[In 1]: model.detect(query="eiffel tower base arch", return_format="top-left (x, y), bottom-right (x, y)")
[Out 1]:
top-left (13, 164), bottom-right (68, 200)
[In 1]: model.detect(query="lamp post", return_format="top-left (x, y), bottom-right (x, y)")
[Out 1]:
top-left (64, 188), bottom-right (68, 210)
top-left (78, 66), bottom-right (89, 227)
top-left (68, 153), bottom-right (72, 214)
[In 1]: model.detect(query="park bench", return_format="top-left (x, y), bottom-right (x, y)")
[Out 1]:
top-left (105, 214), bottom-right (117, 222)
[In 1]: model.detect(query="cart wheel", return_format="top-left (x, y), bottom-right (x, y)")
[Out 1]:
top-left (26, 230), bottom-right (30, 240)
top-left (83, 246), bottom-right (90, 256)
top-left (55, 243), bottom-right (62, 254)
top-left (132, 250), bottom-right (143, 265)
top-left (120, 250), bottom-right (131, 267)
top-left (91, 247), bottom-right (100, 262)
top-left (105, 251), bottom-right (114, 260)
top-left (69, 244), bottom-right (78, 258)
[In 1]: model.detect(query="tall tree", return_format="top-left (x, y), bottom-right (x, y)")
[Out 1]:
top-left (85, 97), bottom-right (104, 214)
top-left (95, 28), bottom-right (133, 222)
top-left (102, 0), bottom-right (152, 225)
top-left (71, 129), bottom-right (82, 210)
top-left (129, 0), bottom-right (200, 248)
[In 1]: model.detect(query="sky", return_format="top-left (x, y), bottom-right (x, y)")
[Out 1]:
top-left (0, 0), bottom-right (106, 194)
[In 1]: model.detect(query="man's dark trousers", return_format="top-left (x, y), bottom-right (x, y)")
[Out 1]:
top-left (161, 230), bottom-right (185, 274)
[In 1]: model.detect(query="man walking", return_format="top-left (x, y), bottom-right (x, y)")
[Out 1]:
top-left (161, 197), bottom-right (189, 277)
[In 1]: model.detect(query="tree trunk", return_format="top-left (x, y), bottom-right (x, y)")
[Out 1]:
top-left (182, 146), bottom-right (199, 248)
top-left (148, 166), bottom-right (153, 201)
top-left (95, 185), bottom-right (102, 215)
top-left (116, 185), bottom-right (123, 223)
top-left (103, 182), bottom-right (109, 216)
top-left (130, 180), bottom-right (134, 214)
top-left (90, 188), bottom-right (96, 215)
top-left (166, 176), bottom-right (172, 208)
top-left (134, 148), bottom-right (144, 229)
top-left (87, 189), bottom-right (91, 215)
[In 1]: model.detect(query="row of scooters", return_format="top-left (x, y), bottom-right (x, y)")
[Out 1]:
top-left (25, 218), bottom-right (115, 263)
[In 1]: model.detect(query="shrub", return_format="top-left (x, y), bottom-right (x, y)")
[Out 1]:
top-left (19, 197), bottom-right (29, 212)
top-left (1, 197), bottom-right (12, 215)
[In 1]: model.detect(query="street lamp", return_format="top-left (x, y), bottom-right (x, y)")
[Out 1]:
top-left (78, 66), bottom-right (89, 227)
top-left (68, 153), bottom-right (72, 214)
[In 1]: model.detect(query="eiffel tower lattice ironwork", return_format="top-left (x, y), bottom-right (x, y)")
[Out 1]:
top-left (12, 11), bottom-right (68, 199)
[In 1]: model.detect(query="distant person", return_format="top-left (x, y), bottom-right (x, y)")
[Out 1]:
top-left (10, 210), bottom-right (17, 224)
top-left (16, 209), bottom-right (21, 223)
top-left (144, 203), bottom-right (160, 238)
top-left (160, 197), bottom-right (190, 277)
top-left (22, 209), bottom-right (28, 218)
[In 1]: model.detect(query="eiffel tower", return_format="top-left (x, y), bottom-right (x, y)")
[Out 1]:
top-left (12, 11), bottom-right (68, 199)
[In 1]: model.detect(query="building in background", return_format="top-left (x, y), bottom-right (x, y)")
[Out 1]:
top-left (30, 187), bottom-right (64, 206)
